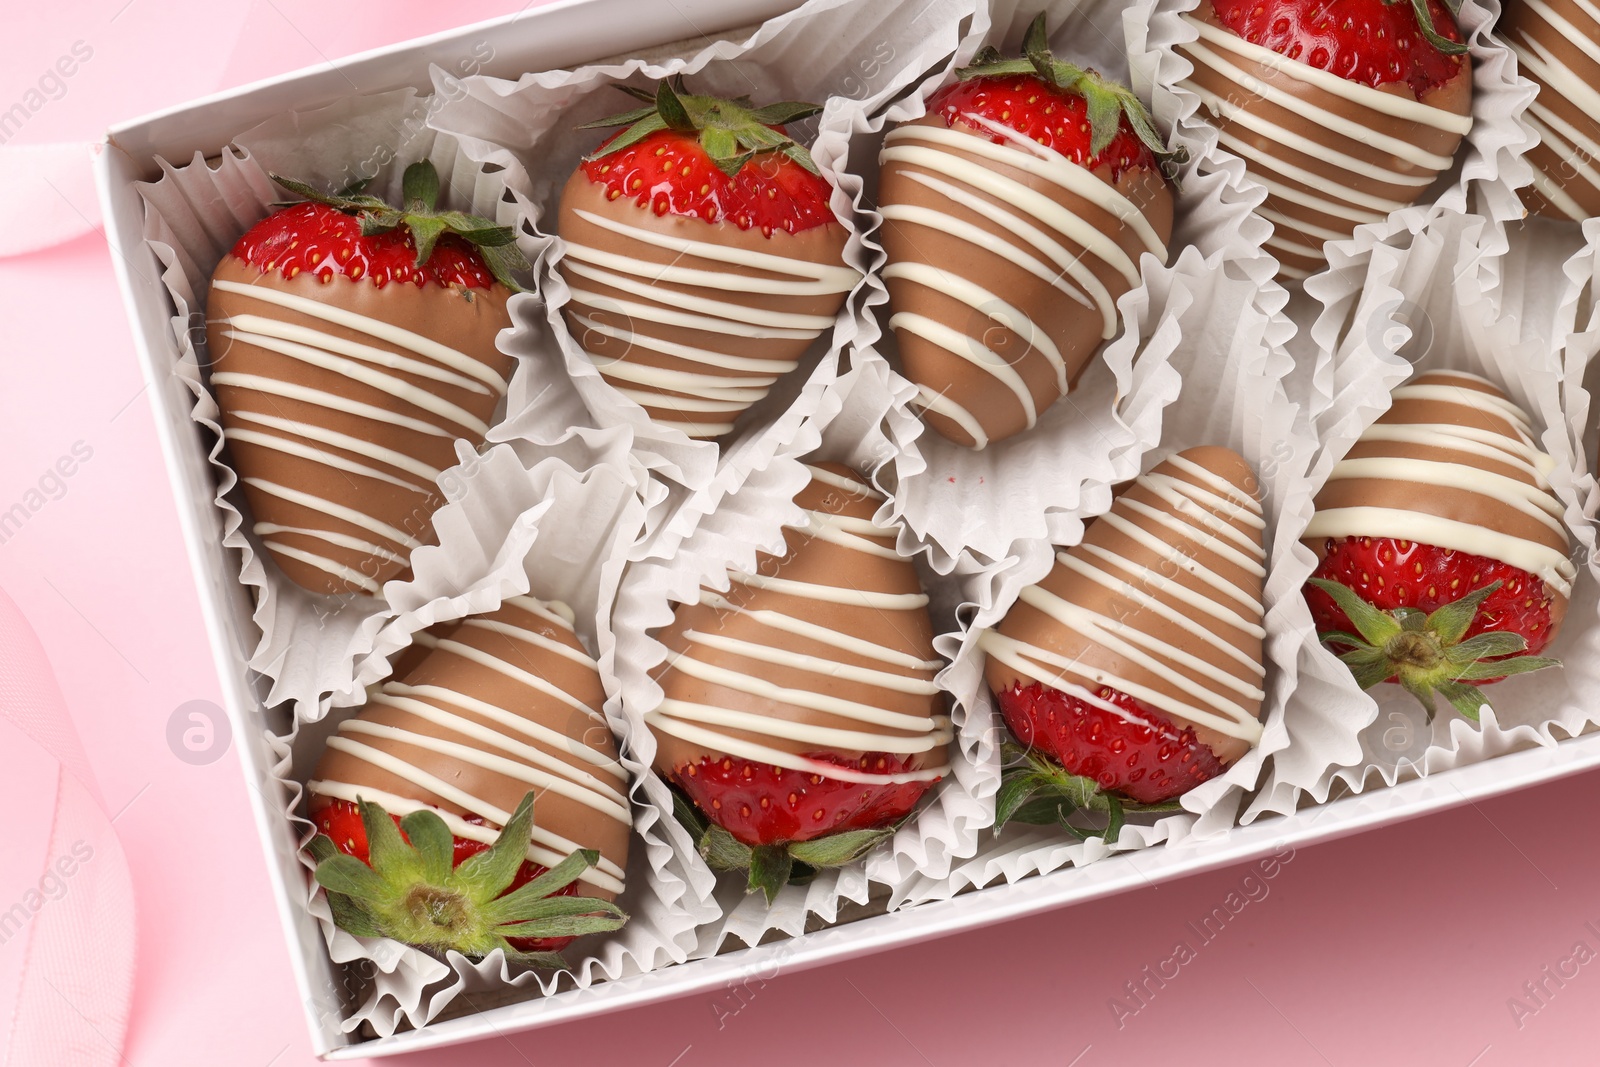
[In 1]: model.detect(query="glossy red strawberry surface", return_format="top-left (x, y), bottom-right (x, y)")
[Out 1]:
top-left (928, 73), bottom-right (1162, 182)
top-left (1210, 0), bottom-right (1466, 95)
top-left (1305, 536), bottom-right (1557, 675)
top-left (231, 201), bottom-right (499, 290)
top-left (996, 682), bottom-right (1225, 804)
top-left (312, 799), bottom-right (580, 951)
top-left (668, 752), bottom-right (937, 847)
top-left (581, 127), bottom-right (836, 235)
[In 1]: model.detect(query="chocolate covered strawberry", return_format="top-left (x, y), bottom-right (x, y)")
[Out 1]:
top-left (207, 162), bottom-right (528, 596)
top-left (556, 80), bottom-right (858, 440)
top-left (878, 14), bottom-right (1177, 449)
top-left (649, 464), bottom-right (950, 901)
top-left (1177, 0), bottom-right (1472, 280)
top-left (1302, 371), bottom-right (1573, 719)
top-left (980, 447), bottom-right (1267, 835)
top-left (306, 596), bottom-right (631, 963)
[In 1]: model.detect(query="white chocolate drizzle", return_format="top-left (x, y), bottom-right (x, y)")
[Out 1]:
top-left (309, 597), bottom-right (629, 895)
top-left (560, 208), bottom-right (856, 438)
top-left (980, 454), bottom-right (1267, 744)
top-left (648, 466), bottom-right (950, 786)
top-left (1501, 0), bottom-right (1600, 220)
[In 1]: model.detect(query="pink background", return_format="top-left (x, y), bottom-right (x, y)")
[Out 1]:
top-left (3, 2), bottom-right (1599, 1064)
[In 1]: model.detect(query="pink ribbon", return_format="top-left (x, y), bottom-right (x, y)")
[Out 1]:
top-left (0, 587), bottom-right (135, 1067)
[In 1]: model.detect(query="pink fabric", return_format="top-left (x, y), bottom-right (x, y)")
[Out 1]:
top-left (0, 588), bottom-right (135, 1067)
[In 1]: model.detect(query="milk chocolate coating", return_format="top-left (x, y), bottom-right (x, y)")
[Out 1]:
top-left (555, 173), bottom-right (853, 439)
top-left (1500, 0), bottom-right (1600, 221)
top-left (878, 115), bottom-right (1174, 449)
top-left (206, 258), bottom-right (513, 596)
top-left (649, 464), bottom-right (949, 779)
top-left (1179, 0), bottom-right (1471, 280)
top-left (310, 597), bottom-right (631, 899)
top-left (984, 446), bottom-right (1267, 765)
top-left (1303, 370), bottom-right (1573, 637)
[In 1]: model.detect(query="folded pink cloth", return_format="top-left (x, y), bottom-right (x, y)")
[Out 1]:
top-left (0, 586), bottom-right (135, 1067)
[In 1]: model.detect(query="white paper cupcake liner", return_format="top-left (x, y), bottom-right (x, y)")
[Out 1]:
top-left (893, 235), bottom-right (1316, 905)
top-left (1251, 208), bottom-right (1600, 817)
top-left (135, 87), bottom-right (594, 721)
top-left (265, 445), bottom-right (720, 1037)
top-left (422, 0), bottom-right (978, 505)
top-left (842, 0), bottom-right (1292, 570)
top-left (608, 356), bottom-right (1002, 952)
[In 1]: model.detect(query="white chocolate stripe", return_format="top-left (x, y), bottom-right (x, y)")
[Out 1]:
top-left (462, 618), bottom-right (596, 669)
top-left (681, 630), bottom-right (942, 697)
top-left (1074, 545), bottom-right (1265, 639)
top-left (563, 240), bottom-right (852, 296)
top-left (434, 638), bottom-right (604, 723)
top-left (1305, 506), bottom-right (1575, 594)
top-left (389, 682), bottom-right (624, 779)
top-left (226, 428), bottom-right (430, 494)
top-left (566, 286), bottom-right (817, 341)
top-left (232, 410), bottom-right (442, 482)
top-left (1522, 115), bottom-right (1595, 221)
top-left (339, 718), bottom-right (631, 822)
top-left (888, 164), bottom-right (1118, 330)
top-left (1016, 588), bottom-right (1264, 708)
top-left (1165, 454), bottom-right (1263, 512)
top-left (1184, 15), bottom-right (1473, 132)
top-left (650, 700), bottom-right (951, 755)
top-left (890, 312), bottom-right (1038, 429)
top-left (210, 278), bottom-right (507, 392)
top-left (913, 386), bottom-right (991, 449)
top-left (662, 650), bottom-right (940, 728)
top-left (1098, 511), bottom-right (1264, 614)
top-left (563, 258), bottom-right (838, 331)
top-left (598, 357), bottom-right (778, 397)
top-left (1328, 456), bottom-right (1565, 530)
top-left (1392, 382), bottom-right (1533, 427)
top-left (1121, 498), bottom-right (1265, 575)
top-left (806, 512), bottom-right (901, 560)
top-left (644, 715), bottom-right (949, 785)
top-left (697, 591), bottom-right (943, 671)
top-left (883, 261), bottom-right (1070, 392)
top-left (569, 208), bottom-right (859, 286)
top-left (215, 313), bottom-right (491, 394)
top-left (242, 477), bottom-right (420, 550)
top-left (1179, 39), bottom-right (1459, 169)
top-left (981, 631), bottom-right (1264, 743)
top-left (260, 541), bottom-right (383, 595)
top-left (568, 313), bottom-right (800, 375)
top-left (910, 118), bottom-right (1170, 258)
top-left (254, 523), bottom-right (408, 567)
top-left (884, 143), bottom-right (1144, 284)
top-left (1356, 424), bottom-right (1547, 483)
top-left (211, 373), bottom-right (452, 439)
top-left (612, 386), bottom-right (749, 414)
top-left (732, 569), bottom-right (929, 609)
top-left (1209, 128), bottom-right (1413, 214)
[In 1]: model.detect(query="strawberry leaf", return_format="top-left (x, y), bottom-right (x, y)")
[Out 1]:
top-left (747, 845), bottom-right (793, 903)
top-left (455, 792), bottom-right (537, 898)
top-left (399, 808), bottom-right (454, 884)
top-left (1308, 578), bottom-right (1404, 646)
top-left (1453, 654), bottom-right (1561, 681)
top-left (326, 892), bottom-right (384, 939)
top-left (1436, 680), bottom-right (1487, 721)
top-left (501, 948), bottom-right (573, 970)
top-left (747, 101), bottom-right (824, 126)
top-left (1444, 630), bottom-right (1529, 664)
top-left (656, 79), bottom-right (695, 132)
top-left (786, 826), bottom-right (896, 867)
top-left (1424, 580), bottom-right (1502, 645)
top-left (405, 214), bottom-right (450, 269)
top-left (402, 160), bottom-right (440, 212)
top-left (314, 853), bottom-right (392, 902)
top-left (698, 822), bottom-right (754, 871)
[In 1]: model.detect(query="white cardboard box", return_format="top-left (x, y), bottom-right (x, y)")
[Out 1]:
top-left (92, 0), bottom-right (1600, 1056)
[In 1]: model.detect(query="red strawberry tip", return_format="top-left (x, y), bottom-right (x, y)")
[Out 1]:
top-left (956, 13), bottom-right (1185, 178)
top-left (1386, 0), bottom-right (1470, 56)
top-left (267, 160), bottom-right (531, 292)
top-left (1306, 576), bottom-right (1561, 722)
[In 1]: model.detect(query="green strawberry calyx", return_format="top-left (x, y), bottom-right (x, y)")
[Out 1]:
top-left (994, 741), bottom-right (1182, 843)
top-left (956, 13), bottom-right (1186, 179)
top-left (270, 160), bottom-right (531, 292)
top-left (669, 791), bottom-right (899, 905)
top-left (305, 791), bottom-right (626, 969)
top-left (1309, 577), bottom-right (1560, 722)
top-left (581, 75), bottom-right (825, 178)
